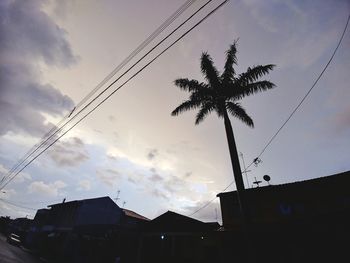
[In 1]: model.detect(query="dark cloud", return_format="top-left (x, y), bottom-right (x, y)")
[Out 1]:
top-left (107, 154), bottom-right (118, 161)
top-left (48, 137), bottom-right (89, 167)
top-left (185, 172), bottom-right (192, 178)
top-left (147, 168), bottom-right (164, 183)
top-left (0, 0), bottom-right (76, 66)
top-left (0, 0), bottom-right (76, 137)
top-left (147, 149), bottom-right (158, 160)
top-left (149, 172), bottom-right (163, 183)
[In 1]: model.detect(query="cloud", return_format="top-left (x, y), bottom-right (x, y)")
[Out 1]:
top-left (151, 189), bottom-right (169, 200)
top-left (147, 149), bottom-right (158, 160)
top-left (107, 153), bottom-right (118, 161)
top-left (163, 175), bottom-right (187, 194)
top-left (14, 172), bottom-right (32, 183)
top-left (182, 200), bottom-right (221, 223)
top-left (28, 180), bottom-right (67, 197)
top-left (0, 188), bottom-right (16, 199)
top-left (148, 168), bottom-right (163, 182)
top-left (0, 0), bottom-right (76, 137)
top-left (96, 168), bottom-right (122, 187)
top-left (78, 179), bottom-right (91, 191)
top-left (184, 171), bottom-right (192, 178)
top-left (0, 163), bottom-right (8, 174)
top-left (242, 0), bottom-right (306, 33)
top-left (48, 137), bottom-right (89, 167)
top-left (0, 164), bottom-right (31, 184)
top-left (241, 0), bottom-right (343, 69)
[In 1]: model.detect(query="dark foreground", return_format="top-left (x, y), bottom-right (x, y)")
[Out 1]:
top-left (1, 225), bottom-right (348, 263)
top-left (0, 233), bottom-right (40, 263)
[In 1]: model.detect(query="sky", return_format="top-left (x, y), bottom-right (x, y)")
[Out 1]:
top-left (0, 0), bottom-right (349, 223)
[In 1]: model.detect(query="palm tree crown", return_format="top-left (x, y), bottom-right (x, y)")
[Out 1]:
top-left (171, 40), bottom-right (275, 127)
top-left (171, 40), bottom-right (276, 223)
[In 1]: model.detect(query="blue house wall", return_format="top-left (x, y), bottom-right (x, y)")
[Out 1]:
top-left (74, 197), bottom-right (123, 226)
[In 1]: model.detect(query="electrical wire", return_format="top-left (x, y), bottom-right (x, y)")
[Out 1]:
top-left (0, 0), bottom-right (201, 187)
top-left (0, 199), bottom-right (37, 211)
top-left (1, 0), bottom-right (198, 187)
top-left (0, 0), bottom-right (229, 190)
top-left (188, 12), bottom-right (350, 217)
top-left (255, 13), bottom-right (350, 160)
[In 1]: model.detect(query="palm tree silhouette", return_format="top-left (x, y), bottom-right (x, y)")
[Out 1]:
top-left (171, 40), bottom-right (275, 220)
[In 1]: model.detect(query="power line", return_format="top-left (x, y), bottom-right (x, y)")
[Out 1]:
top-left (0, 0), bottom-right (229, 190)
top-left (75, 0), bottom-right (198, 110)
top-left (1, 0), bottom-right (198, 188)
top-left (188, 12), bottom-right (350, 217)
top-left (0, 0), bottom-right (207, 188)
top-left (1, 0), bottom-right (213, 188)
top-left (0, 199), bottom-right (37, 211)
top-left (188, 180), bottom-right (234, 217)
top-left (255, 13), bottom-right (350, 160)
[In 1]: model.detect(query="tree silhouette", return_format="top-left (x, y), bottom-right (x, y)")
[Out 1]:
top-left (171, 40), bottom-right (275, 221)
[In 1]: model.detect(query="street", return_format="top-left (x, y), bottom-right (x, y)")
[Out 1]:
top-left (0, 234), bottom-right (41, 263)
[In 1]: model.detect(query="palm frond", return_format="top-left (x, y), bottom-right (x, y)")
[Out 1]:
top-left (174, 78), bottom-right (207, 92)
top-left (230, 80), bottom-right (275, 100)
top-left (221, 40), bottom-right (238, 83)
top-left (171, 99), bottom-right (201, 116)
top-left (226, 102), bottom-right (254, 127)
top-left (189, 88), bottom-right (215, 102)
top-left (201, 52), bottom-right (220, 88)
top-left (237, 64), bottom-right (275, 85)
top-left (195, 104), bottom-right (214, 125)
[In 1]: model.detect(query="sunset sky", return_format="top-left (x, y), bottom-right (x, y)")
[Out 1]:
top-left (0, 0), bottom-right (349, 222)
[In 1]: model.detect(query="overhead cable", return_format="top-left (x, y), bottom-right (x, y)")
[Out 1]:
top-left (189, 12), bottom-right (350, 217)
top-left (0, 0), bottom-right (229, 190)
top-left (0, 0), bottom-right (199, 187)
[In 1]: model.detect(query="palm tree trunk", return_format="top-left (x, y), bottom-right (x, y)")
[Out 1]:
top-left (223, 110), bottom-right (245, 192)
top-left (223, 110), bottom-right (247, 224)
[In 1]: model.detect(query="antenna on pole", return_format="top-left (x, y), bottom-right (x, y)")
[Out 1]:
top-left (114, 190), bottom-right (121, 203)
top-left (239, 152), bottom-right (252, 188)
top-left (122, 201), bottom-right (126, 208)
top-left (253, 177), bottom-right (262, 188)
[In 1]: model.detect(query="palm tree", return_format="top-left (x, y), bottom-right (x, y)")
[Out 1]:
top-left (171, 40), bottom-right (275, 221)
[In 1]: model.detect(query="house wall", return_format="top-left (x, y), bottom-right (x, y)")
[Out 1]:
top-left (75, 198), bottom-right (123, 226)
top-left (219, 171), bottom-right (350, 229)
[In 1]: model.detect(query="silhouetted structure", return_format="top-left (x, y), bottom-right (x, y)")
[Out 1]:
top-left (139, 211), bottom-right (220, 263)
top-left (217, 170), bottom-right (350, 262)
top-left (26, 196), bottom-right (149, 262)
top-left (218, 170), bottom-right (350, 229)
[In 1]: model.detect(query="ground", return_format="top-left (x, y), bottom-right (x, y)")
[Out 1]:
top-left (0, 233), bottom-right (41, 263)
